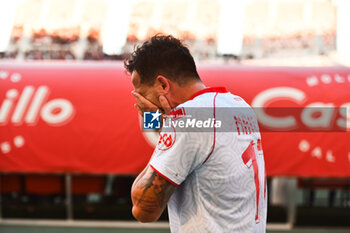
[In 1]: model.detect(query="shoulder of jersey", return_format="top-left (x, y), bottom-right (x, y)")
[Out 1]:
top-left (183, 92), bottom-right (220, 108)
top-left (167, 92), bottom-right (215, 120)
top-left (188, 91), bottom-right (250, 107)
top-left (170, 92), bottom-right (251, 118)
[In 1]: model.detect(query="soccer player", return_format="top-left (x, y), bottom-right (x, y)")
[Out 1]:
top-left (125, 35), bottom-right (267, 232)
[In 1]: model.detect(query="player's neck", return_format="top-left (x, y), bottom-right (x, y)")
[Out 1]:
top-left (170, 81), bottom-right (206, 107)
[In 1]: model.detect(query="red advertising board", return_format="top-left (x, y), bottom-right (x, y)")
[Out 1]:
top-left (0, 62), bottom-right (349, 177)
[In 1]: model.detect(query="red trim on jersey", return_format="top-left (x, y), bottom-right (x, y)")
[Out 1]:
top-left (202, 92), bottom-right (218, 164)
top-left (149, 164), bottom-right (179, 187)
top-left (188, 87), bottom-right (228, 101)
top-left (264, 166), bottom-right (267, 199)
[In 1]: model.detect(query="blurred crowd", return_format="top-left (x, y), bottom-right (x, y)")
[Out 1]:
top-left (242, 32), bottom-right (336, 59)
top-left (0, 25), bottom-right (335, 62)
top-left (0, 0), bottom-right (338, 62)
top-left (0, 26), bottom-right (106, 61)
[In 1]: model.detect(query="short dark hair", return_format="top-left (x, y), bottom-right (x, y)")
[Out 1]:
top-left (124, 35), bottom-right (200, 86)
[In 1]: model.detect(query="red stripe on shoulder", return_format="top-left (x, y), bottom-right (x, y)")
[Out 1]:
top-left (149, 164), bottom-right (179, 187)
top-left (202, 92), bottom-right (218, 164)
top-left (189, 87), bottom-right (228, 101)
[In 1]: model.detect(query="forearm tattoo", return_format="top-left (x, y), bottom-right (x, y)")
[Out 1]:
top-left (133, 168), bottom-right (175, 211)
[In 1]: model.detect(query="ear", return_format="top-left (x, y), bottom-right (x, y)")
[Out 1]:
top-left (156, 75), bottom-right (170, 94)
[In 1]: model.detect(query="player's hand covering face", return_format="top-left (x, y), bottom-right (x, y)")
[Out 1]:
top-left (132, 91), bottom-right (171, 116)
top-left (131, 71), bottom-right (171, 116)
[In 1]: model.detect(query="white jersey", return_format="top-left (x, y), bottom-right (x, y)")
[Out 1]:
top-left (149, 87), bottom-right (267, 233)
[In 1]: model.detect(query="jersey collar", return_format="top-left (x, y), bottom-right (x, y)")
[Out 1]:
top-left (188, 87), bottom-right (228, 101)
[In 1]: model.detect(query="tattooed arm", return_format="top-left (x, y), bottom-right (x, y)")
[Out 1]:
top-left (131, 165), bottom-right (177, 222)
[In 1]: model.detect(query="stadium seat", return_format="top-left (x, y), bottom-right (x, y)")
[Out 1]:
top-left (72, 175), bottom-right (106, 194)
top-left (113, 176), bottom-right (133, 202)
top-left (298, 178), bottom-right (350, 190)
top-left (0, 174), bottom-right (22, 194)
top-left (25, 174), bottom-right (64, 195)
